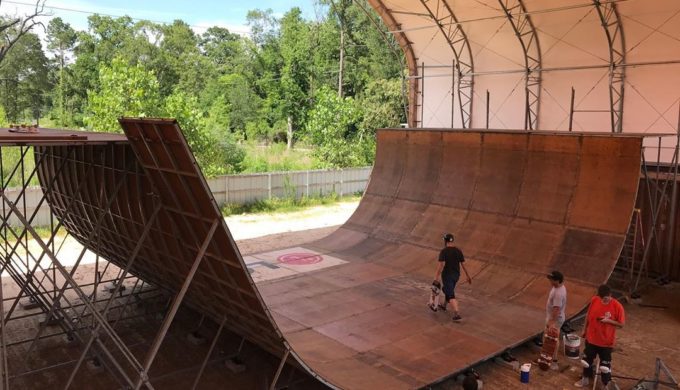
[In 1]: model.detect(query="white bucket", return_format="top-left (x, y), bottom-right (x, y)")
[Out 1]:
top-left (564, 334), bottom-right (581, 359)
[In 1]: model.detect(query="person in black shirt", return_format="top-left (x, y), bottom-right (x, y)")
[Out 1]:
top-left (434, 233), bottom-right (472, 321)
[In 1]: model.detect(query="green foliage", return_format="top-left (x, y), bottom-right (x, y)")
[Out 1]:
top-left (221, 192), bottom-right (361, 216)
top-left (0, 106), bottom-right (7, 127)
top-left (1, 2), bottom-right (407, 177)
top-left (1, 147), bottom-right (39, 188)
top-left (203, 73), bottom-right (261, 139)
top-left (165, 89), bottom-right (245, 176)
top-left (359, 78), bottom-right (405, 130)
top-left (0, 29), bottom-right (50, 123)
top-left (85, 56), bottom-right (162, 132)
top-left (240, 142), bottom-right (317, 173)
top-left (305, 87), bottom-right (369, 168)
top-left (46, 17), bottom-right (78, 127)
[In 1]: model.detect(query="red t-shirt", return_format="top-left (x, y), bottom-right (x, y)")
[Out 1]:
top-left (585, 296), bottom-right (625, 347)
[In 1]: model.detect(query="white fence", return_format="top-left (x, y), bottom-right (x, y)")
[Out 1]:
top-left (3, 187), bottom-right (53, 227)
top-left (207, 167), bottom-right (372, 205)
top-left (2, 167), bottom-right (372, 226)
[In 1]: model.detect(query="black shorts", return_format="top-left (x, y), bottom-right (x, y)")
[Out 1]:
top-left (441, 276), bottom-right (459, 300)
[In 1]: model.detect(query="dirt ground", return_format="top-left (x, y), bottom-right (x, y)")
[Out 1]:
top-left (2, 200), bottom-right (680, 389)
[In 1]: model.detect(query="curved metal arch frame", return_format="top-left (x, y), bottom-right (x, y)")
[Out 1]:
top-left (418, 0), bottom-right (475, 128)
top-left (367, 0), bottom-right (420, 128)
top-left (498, 0), bottom-right (542, 131)
top-left (593, 0), bottom-right (626, 133)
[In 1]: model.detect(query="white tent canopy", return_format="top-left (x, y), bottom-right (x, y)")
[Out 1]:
top-left (367, 0), bottom-right (680, 160)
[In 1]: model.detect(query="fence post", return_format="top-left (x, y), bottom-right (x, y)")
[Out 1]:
top-left (306, 171), bottom-right (309, 198)
top-left (268, 173), bottom-right (272, 200)
top-left (339, 169), bottom-right (344, 197)
top-left (224, 175), bottom-right (229, 205)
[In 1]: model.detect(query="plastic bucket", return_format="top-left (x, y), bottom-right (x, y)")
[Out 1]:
top-left (520, 363), bottom-right (531, 383)
top-left (564, 334), bottom-right (581, 359)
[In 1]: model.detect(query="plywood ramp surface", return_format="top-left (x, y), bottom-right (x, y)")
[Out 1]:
top-left (36, 121), bottom-right (642, 389)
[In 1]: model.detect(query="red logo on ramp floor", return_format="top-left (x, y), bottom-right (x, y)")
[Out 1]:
top-left (277, 253), bottom-right (323, 265)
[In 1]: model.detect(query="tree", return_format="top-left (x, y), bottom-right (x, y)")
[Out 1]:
top-left (246, 9), bottom-right (279, 48)
top-left (46, 17), bottom-right (76, 126)
top-left (278, 8), bottom-right (312, 149)
top-left (200, 26), bottom-right (244, 73)
top-left (0, 0), bottom-right (46, 64)
top-left (164, 89), bottom-right (245, 176)
top-left (359, 78), bottom-right (405, 133)
top-left (85, 56), bottom-right (162, 132)
top-left (156, 20), bottom-right (206, 97)
top-left (305, 86), bottom-right (366, 168)
top-left (0, 30), bottom-right (49, 123)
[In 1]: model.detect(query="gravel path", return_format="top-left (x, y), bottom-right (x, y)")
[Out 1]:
top-left (2, 200), bottom-right (359, 275)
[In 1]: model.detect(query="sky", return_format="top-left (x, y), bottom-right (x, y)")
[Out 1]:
top-left (1, 0), bottom-right (322, 37)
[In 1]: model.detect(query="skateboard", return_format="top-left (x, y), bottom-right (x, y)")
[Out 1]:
top-left (537, 326), bottom-right (559, 370)
top-left (427, 280), bottom-right (441, 311)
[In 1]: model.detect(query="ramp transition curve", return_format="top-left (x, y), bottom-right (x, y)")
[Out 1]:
top-left (36, 119), bottom-right (642, 389)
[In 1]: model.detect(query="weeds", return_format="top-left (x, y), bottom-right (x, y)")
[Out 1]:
top-left (221, 192), bottom-right (362, 216)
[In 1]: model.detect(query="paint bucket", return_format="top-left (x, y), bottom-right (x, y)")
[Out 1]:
top-left (520, 363), bottom-right (531, 383)
top-left (564, 334), bottom-right (581, 359)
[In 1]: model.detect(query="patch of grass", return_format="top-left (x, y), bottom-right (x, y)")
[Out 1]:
top-left (29, 225), bottom-right (67, 240)
top-left (240, 142), bottom-right (319, 173)
top-left (221, 192), bottom-right (362, 216)
top-left (1, 146), bottom-right (40, 188)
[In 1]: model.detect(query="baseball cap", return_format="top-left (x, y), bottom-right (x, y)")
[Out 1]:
top-left (547, 270), bottom-right (564, 283)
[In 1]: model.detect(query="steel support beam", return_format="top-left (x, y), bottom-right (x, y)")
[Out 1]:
top-left (0, 272), bottom-right (8, 390)
top-left (0, 194), bottom-right (140, 389)
top-left (419, 0), bottom-right (474, 128)
top-left (133, 219), bottom-right (219, 390)
top-left (64, 203), bottom-right (162, 390)
top-left (269, 348), bottom-right (290, 390)
top-left (593, 0), bottom-right (626, 133)
top-left (498, 0), bottom-right (542, 130)
top-left (190, 317), bottom-right (226, 390)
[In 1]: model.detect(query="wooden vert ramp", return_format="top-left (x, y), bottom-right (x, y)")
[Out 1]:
top-left (36, 120), bottom-right (642, 389)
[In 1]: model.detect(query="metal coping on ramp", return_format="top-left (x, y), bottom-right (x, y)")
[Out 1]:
top-left (34, 119), bottom-right (644, 389)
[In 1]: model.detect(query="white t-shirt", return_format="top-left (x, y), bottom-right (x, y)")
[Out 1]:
top-left (546, 284), bottom-right (567, 323)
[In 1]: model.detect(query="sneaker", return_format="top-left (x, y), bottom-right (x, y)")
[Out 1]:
top-left (603, 381), bottom-right (620, 390)
top-left (428, 303), bottom-right (437, 312)
top-left (451, 314), bottom-right (462, 322)
top-left (574, 377), bottom-right (589, 388)
top-left (438, 304), bottom-right (447, 311)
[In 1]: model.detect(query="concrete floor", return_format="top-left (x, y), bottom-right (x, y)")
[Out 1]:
top-left (2, 225), bottom-right (679, 389)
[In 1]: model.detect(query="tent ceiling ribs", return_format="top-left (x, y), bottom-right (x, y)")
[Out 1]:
top-left (498, 0), bottom-right (542, 130)
top-left (419, 0), bottom-right (474, 128)
top-left (593, 0), bottom-right (626, 133)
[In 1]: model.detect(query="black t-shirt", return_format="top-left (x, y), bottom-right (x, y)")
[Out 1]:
top-left (438, 246), bottom-right (465, 278)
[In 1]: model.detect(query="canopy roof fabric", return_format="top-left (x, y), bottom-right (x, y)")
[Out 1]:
top-left (367, 0), bottom-right (680, 159)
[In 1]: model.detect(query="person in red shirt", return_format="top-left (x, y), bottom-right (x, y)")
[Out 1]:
top-left (575, 284), bottom-right (625, 388)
